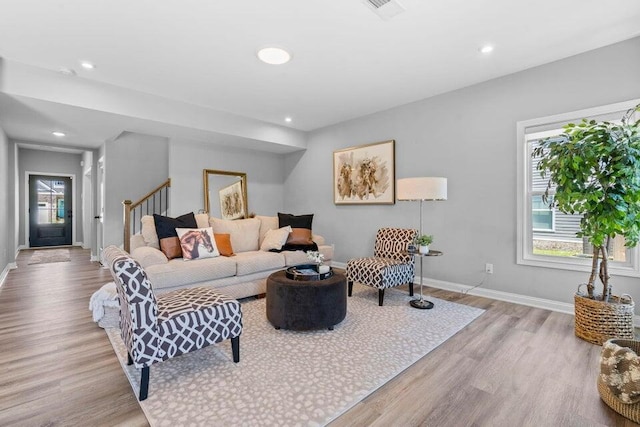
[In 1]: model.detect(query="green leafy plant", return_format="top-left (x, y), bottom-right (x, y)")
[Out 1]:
top-left (415, 234), bottom-right (433, 246)
top-left (532, 104), bottom-right (640, 301)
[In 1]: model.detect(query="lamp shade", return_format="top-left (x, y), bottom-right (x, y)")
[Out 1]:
top-left (397, 177), bottom-right (447, 201)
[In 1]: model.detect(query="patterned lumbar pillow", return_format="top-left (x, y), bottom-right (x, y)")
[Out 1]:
top-left (260, 226), bottom-right (292, 251)
top-left (153, 212), bottom-right (198, 259)
top-left (176, 227), bottom-right (219, 260)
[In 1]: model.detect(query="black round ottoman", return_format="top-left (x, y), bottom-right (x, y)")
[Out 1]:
top-left (266, 269), bottom-right (347, 331)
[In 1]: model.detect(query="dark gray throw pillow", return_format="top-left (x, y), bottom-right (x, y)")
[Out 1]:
top-left (153, 212), bottom-right (197, 259)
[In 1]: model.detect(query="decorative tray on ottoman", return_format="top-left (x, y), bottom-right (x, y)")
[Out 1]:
top-left (285, 264), bottom-right (334, 281)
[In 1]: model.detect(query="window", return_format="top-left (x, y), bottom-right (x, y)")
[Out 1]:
top-left (531, 195), bottom-right (554, 231)
top-left (516, 100), bottom-right (639, 276)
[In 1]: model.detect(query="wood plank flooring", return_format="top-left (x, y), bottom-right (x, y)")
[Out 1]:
top-left (0, 247), bottom-right (635, 426)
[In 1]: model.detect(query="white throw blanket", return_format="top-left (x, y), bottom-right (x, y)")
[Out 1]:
top-left (89, 282), bottom-right (119, 322)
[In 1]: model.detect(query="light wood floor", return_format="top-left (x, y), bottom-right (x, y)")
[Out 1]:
top-left (0, 247), bottom-right (635, 426)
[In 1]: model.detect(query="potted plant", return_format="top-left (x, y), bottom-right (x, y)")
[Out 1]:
top-left (415, 234), bottom-right (433, 254)
top-left (532, 103), bottom-right (640, 344)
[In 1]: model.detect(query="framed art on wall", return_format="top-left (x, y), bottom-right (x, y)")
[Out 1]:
top-left (218, 180), bottom-right (245, 220)
top-left (333, 139), bottom-right (395, 205)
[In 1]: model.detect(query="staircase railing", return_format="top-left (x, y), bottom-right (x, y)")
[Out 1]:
top-left (123, 178), bottom-right (171, 253)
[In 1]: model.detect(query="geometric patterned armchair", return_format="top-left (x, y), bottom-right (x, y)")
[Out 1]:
top-left (346, 228), bottom-right (417, 306)
top-left (103, 246), bottom-right (243, 401)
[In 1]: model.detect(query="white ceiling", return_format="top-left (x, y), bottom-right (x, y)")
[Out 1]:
top-left (1, 0), bottom-right (639, 149)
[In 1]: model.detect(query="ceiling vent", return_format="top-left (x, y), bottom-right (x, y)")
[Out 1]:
top-left (363, 0), bottom-right (406, 20)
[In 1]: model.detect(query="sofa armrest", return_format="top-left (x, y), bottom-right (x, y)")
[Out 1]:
top-left (131, 246), bottom-right (169, 268)
top-left (312, 234), bottom-right (326, 246)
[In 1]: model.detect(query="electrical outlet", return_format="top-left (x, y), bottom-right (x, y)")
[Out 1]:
top-left (485, 263), bottom-right (494, 274)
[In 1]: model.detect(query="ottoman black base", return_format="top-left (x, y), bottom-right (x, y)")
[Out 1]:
top-left (266, 270), bottom-right (347, 331)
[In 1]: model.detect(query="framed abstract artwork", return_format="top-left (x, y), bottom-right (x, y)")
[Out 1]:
top-left (333, 139), bottom-right (395, 205)
top-left (218, 180), bottom-right (246, 220)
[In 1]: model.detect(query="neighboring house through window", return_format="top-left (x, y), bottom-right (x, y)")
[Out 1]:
top-left (516, 100), bottom-right (639, 276)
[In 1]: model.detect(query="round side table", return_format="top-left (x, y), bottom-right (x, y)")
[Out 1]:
top-left (410, 250), bottom-right (442, 309)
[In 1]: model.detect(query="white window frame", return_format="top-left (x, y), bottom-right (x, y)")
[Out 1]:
top-left (516, 99), bottom-right (640, 277)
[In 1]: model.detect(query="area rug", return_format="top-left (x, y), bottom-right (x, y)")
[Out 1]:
top-left (27, 248), bottom-right (71, 264)
top-left (106, 283), bottom-right (485, 426)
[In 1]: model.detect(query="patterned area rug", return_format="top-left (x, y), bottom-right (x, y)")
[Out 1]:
top-left (27, 248), bottom-right (71, 265)
top-left (106, 283), bottom-right (484, 426)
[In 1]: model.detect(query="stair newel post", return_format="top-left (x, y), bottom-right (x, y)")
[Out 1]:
top-left (123, 200), bottom-right (132, 253)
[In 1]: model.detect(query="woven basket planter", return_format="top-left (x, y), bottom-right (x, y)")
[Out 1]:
top-left (598, 339), bottom-right (640, 423)
top-left (574, 287), bottom-right (634, 345)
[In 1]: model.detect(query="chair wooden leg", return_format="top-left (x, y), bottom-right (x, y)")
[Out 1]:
top-left (231, 336), bottom-right (240, 363)
top-left (378, 289), bottom-right (385, 306)
top-left (409, 282), bottom-right (414, 296)
top-left (348, 281), bottom-right (353, 297)
top-left (139, 366), bottom-right (149, 401)
top-left (127, 352), bottom-right (133, 366)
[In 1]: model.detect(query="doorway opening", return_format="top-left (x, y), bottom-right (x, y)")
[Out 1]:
top-left (28, 174), bottom-right (73, 247)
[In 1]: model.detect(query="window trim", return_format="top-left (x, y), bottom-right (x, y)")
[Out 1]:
top-left (516, 99), bottom-right (640, 277)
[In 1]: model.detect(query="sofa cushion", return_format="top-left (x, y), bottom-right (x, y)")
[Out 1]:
top-left (131, 246), bottom-right (169, 268)
top-left (195, 213), bottom-right (210, 229)
top-left (210, 217), bottom-right (260, 253)
top-left (260, 226), bottom-right (292, 251)
top-left (214, 233), bottom-right (235, 257)
top-left (154, 213), bottom-right (198, 259)
top-left (176, 227), bottom-right (219, 260)
top-left (144, 256), bottom-right (237, 290)
top-left (256, 215), bottom-right (279, 246)
top-left (234, 251), bottom-right (285, 276)
top-left (141, 215), bottom-right (160, 250)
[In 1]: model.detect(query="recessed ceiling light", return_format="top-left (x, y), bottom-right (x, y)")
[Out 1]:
top-left (257, 47), bottom-right (291, 65)
top-left (80, 61), bottom-right (96, 70)
top-left (52, 131), bottom-right (66, 137)
top-left (480, 45), bottom-right (494, 54)
top-left (285, 117), bottom-right (292, 123)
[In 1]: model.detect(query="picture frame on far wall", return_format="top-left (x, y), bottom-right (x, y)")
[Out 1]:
top-left (333, 139), bottom-right (395, 205)
top-left (218, 180), bottom-right (245, 220)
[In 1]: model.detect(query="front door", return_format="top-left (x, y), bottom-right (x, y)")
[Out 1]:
top-left (29, 175), bottom-right (72, 247)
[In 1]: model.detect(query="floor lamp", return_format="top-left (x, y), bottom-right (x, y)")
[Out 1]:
top-left (397, 177), bottom-right (447, 309)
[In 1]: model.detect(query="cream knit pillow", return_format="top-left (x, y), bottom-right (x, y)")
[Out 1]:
top-left (260, 226), bottom-right (292, 251)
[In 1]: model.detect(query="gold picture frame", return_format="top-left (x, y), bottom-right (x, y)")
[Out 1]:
top-left (333, 139), bottom-right (395, 205)
top-left (203, 169), bottom-right (248, 219)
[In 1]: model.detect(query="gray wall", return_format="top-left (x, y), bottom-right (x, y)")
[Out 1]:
top-left (103, 132), bottom-right (169, 247)
top-left (169, 138), bottom-right (285, 218)
top-left (17, 146), bottom-right (84, 246)
top-left (0, 126), bottom-right (9, 275)
top-left (284, 36), bottom-right (640, 306)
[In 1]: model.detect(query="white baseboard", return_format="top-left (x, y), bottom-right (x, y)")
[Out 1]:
top-left (331, 259), bottom-right (640, 325)
top-left (0, 263), bottom-right (15, 288)
top-left (90, 255), bottom-right (99, 262)
top-left (420, 275), bottom-right (640, 327)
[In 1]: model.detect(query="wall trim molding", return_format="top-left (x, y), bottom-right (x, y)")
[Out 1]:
top-left (330, 261), bottom-right (640, 325)
top-left (0, 264), bottom-right (14, 288)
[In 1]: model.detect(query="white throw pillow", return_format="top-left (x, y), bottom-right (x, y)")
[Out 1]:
top-left (260, 226), bottom-right (292, 251)
top-left (175, 227), bottom-right (219, 260)
top-left (210, 217), bottom-right (261, 253)
top-left (255, 215), bottom-right (279, 246)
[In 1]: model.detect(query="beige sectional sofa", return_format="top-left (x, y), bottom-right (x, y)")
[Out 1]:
top-left (126, 214), bottom-right (333, 299)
